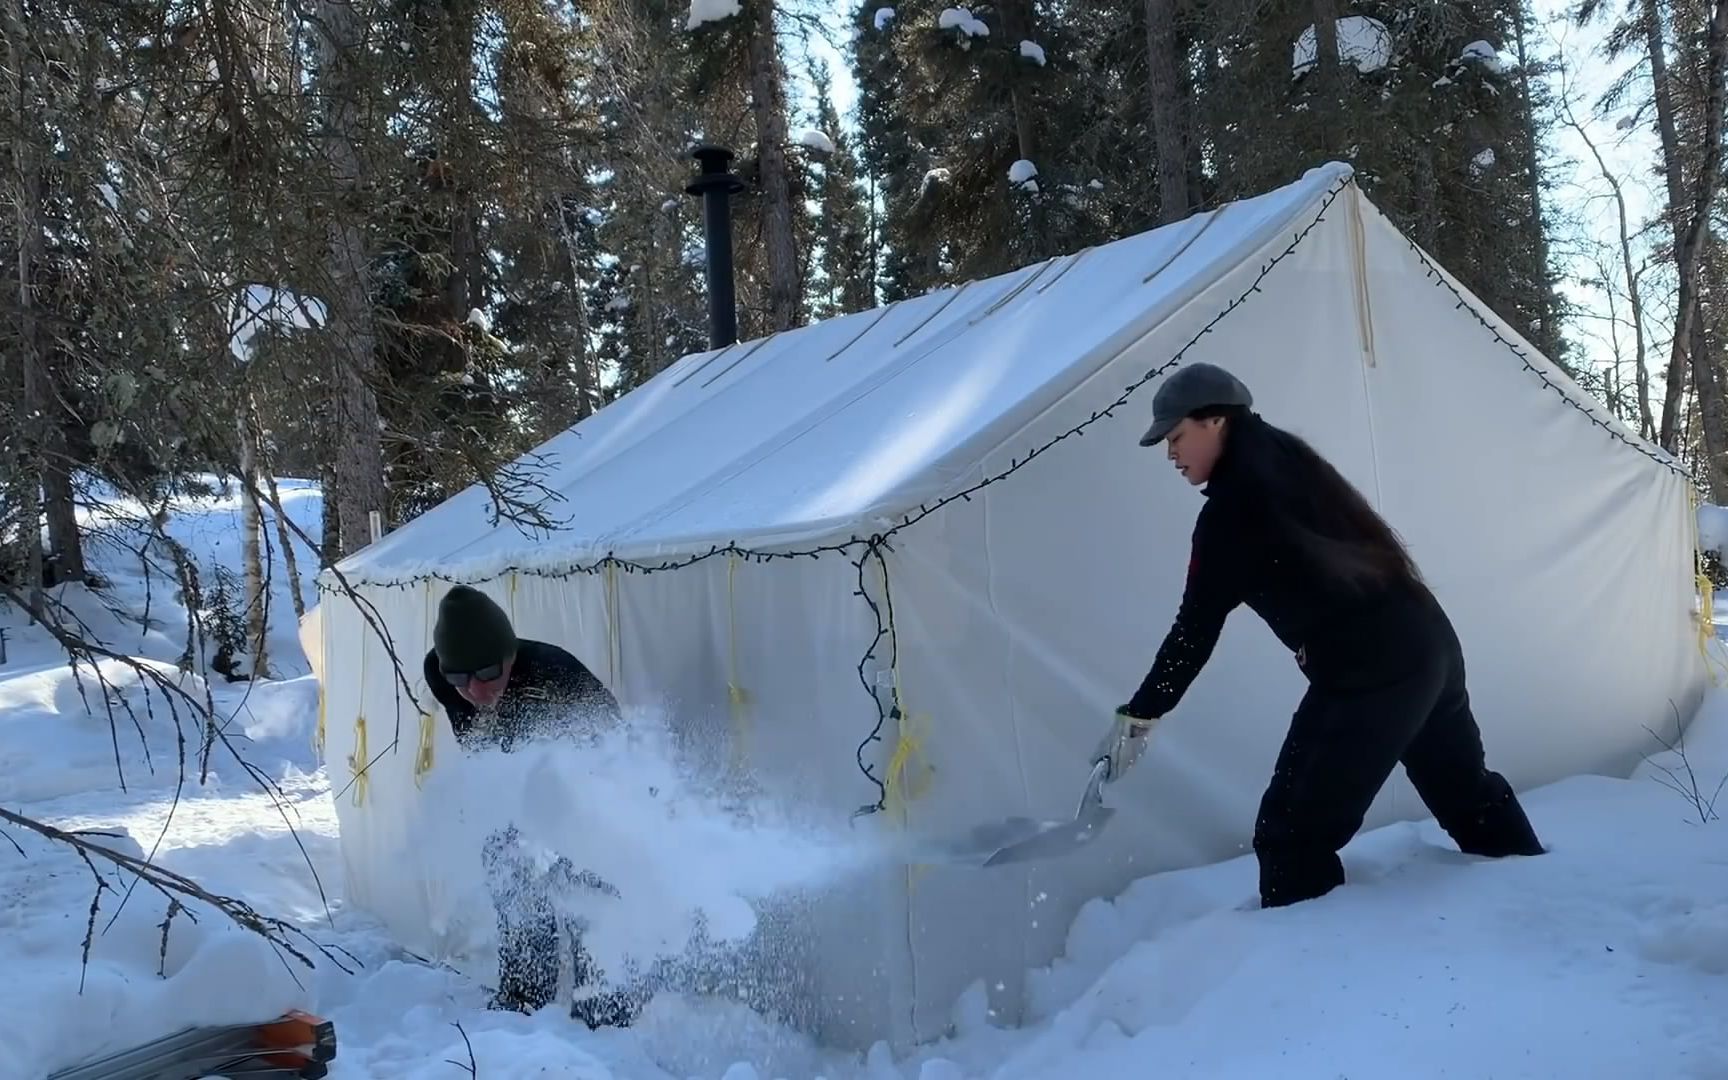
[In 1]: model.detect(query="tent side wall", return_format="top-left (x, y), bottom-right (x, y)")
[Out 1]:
top-left (1352, 194), bottom-right (1706, 796)
top-left (874, 184), bottom-right (1708, 1042)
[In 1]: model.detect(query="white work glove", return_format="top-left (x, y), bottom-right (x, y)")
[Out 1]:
top-left (1093, 708), bottom-right (1158, 782)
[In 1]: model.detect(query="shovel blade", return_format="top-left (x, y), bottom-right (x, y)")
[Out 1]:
top-left (980, 804), bottom-right (1116, 867)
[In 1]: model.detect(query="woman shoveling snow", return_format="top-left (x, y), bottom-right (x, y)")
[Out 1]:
top-left (1097, 362), bottom-right (1547, 908)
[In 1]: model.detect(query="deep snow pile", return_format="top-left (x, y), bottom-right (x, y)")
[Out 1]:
top-left (4, 480), bottom-right (1728, 1078)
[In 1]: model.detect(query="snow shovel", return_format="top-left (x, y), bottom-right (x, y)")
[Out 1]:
top-left (931, 757), bottom-right (1116, 868)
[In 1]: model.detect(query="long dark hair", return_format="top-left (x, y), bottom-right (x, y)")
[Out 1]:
top-left (1197, 404), bottom-right (1423, 592)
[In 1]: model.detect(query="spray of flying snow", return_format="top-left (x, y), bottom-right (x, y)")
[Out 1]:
top-left (1020, 40), bottom-right (1047, 66)
top-left (227, 285), bottom-right (327, 365)
top-left (1291, 15), bottom-right (1392, 78)
top-left (939, 7), bottom-right (989, 37)
top-left (416, 712), bottom-right (882, 994)
top-left (874, 6), bottom-right (896, 31)
top-left (795, 129), bottom-right (837, 154)
top-left (686, 0), bottom-right (739, 30)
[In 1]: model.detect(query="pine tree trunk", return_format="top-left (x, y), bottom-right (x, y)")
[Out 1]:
top-left (1671, 0), bottom-right (1728, 498)
top-left (1310, 0), bottom-right (1342, 158)
top-left (1510, 0), bottom-right (1558, 359)
top-left (313, 0), bottom-right (390, 556)
top-left (239, 397), bottom-right (270, 679)
top-left (262, 466), bottom-right (305, 620)
top-left (1645, 0), bottom-right (1710, 452)
top-left (999, 0), bottom-right (1041, 162)
top-left (1145, 0), bottom-right (1191, 223)
top-left (745, 0), bottom-right (801, 332)
top-left (320, 458), bottom-right (342, 564)
top-left (5, 0), bottom-right (46, 611)
top-left (41, 444), bottom-right (85, 585)
top-left (440, 1), bottom-right (482, 324)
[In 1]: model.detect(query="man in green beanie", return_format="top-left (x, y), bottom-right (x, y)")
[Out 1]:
top-left (423, 584), bottom-right (642, 1027)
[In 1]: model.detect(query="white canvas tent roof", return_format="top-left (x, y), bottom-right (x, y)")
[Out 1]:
top-left (305, 161), bottom-right (1708, 1054)
top-left (336, 164), bottom-right (1379, 584)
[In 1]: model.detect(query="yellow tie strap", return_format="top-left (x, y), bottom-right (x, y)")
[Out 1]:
top-left (414, 711), bottom-right (436, 786)
top-left (1688, 485), bottom-right (1728, 684)
top-left (881, 708), bottom-right (932, 822)
top-left (726, 554), bottom-right (751, 770)
top-left (347, 714), bottom-right (369, 807)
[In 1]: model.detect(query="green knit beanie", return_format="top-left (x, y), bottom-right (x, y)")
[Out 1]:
top-left (432, 585), bottom-right (517, 674)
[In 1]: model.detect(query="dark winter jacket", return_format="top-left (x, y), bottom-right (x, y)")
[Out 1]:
top-left (1121, 448), bottom-right (1439, 720)
top-left (425, 639), bottom-right (620, 751)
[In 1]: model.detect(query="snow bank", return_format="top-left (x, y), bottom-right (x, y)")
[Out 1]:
top-left (0, 825), bottom-right (309, 1079)
top-left (9, 681), bottom-right (1728, 1077)
top-left (309, 710), bottom-right (1728, 1077)
top-left (0, 654), bottom-right (322, 809)
top-left (0, 658), bottom-right (213, 804)
top-left (1631, 678), bottom-right (1728, 821)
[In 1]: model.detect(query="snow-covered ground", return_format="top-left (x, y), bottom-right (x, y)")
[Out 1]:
top-left (3, 483), bottom-right (1728, 1078)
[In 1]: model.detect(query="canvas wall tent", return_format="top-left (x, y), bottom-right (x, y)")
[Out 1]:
top-left (299, 161), bottom-right (1709, 1051)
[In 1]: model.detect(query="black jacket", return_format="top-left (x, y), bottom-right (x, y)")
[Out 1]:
top-left (425, 639), bottom-right (620, 751)
top-left (1122, 449), bottom-right (1435, 720)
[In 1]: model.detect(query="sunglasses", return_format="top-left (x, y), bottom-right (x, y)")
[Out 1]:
top-left (442, 662), bottom-right (504, 688)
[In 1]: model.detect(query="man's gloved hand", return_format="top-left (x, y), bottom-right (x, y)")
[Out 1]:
top-left (1093, 707), bottom-right (1158, 782)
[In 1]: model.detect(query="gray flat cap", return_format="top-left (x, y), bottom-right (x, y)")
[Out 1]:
top-left (1137, 362), bottom-right (1254, 446)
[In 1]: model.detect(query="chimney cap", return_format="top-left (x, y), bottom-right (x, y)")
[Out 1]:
top-left (686, 144), bottom-right (746, 195)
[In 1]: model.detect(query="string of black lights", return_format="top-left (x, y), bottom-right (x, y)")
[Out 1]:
top-left (850, 538), bottom-right (896, 816)
top-left (1400, 234), bottom-right (1691, 482)
top-left (319, 173), bottom-right (1677, 816)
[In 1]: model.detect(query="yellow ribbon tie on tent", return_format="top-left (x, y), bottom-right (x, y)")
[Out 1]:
top-left (347, 629), bottom-right (370, 806)
top-left (413, 579), bottom-right (438, 786)
top-left (1688, 486), bottom-right (1728, 685)
top-left (348, 714), bottom-right (369, 808)
top-left (605, 563), bottom-right (623, 689)
top-left (882, 709), bottom-right (933, 822)
top-left (727, 554), bottom-right (751, 770)
top-left (414, 711), bottom-right (436, 787)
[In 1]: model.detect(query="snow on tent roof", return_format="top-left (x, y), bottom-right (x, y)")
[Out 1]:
top-left (336, 163), bottom-right (1353, 585)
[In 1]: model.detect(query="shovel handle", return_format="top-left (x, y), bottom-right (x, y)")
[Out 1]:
top-left (1078, 757), bottom-right (1110, 813)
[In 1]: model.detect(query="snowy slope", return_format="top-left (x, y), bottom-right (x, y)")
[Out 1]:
top-left (3, 482), bottom-right (1727, 1078)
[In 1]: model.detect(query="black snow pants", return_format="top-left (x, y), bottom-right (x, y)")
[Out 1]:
top-left (1252, 588), bottom-right (1546, 908)
top-left (480, 825), bottom-right (642, 1026)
